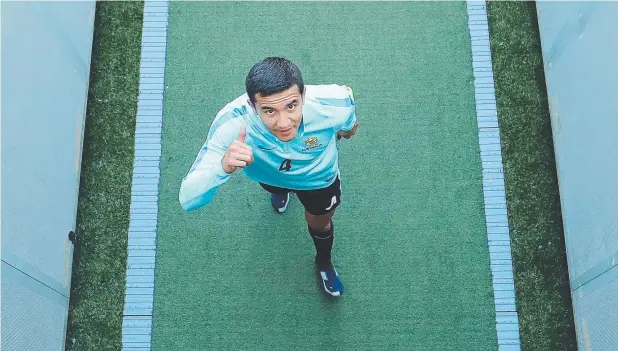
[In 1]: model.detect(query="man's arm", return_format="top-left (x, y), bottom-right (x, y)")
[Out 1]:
top-left (335, 85), bottom-right (359, 140)
top-left (337, 120), bottom-right (359, 139)
top-left (178, 133), bottom-right (232, 211)
top-left (179, 122), bottom-right (253, 211)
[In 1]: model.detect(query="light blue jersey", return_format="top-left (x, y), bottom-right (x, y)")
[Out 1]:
top-left (179, 84), bottom-right (357, 211)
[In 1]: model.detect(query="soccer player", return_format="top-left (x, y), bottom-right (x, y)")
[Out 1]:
top-left (179, 57), bottom-right (359, 297)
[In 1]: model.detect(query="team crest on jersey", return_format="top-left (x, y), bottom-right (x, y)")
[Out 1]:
top-left (302, 136), bottom-right (322, 151)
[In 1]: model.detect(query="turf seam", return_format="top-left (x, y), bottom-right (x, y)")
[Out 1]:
top-left (121, 0), bottom-right (169, 349)
top-left (466, 1), bottom-right (522, 349)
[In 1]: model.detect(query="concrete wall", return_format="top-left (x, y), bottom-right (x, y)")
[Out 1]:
top-left (536, 2), bottom-right (618, 350)
top-left (1, 1), bottom-right (96, 350)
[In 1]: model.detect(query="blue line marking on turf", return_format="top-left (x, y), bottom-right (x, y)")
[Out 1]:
top-left (121, 1), bottom-right (169, 350)
top-left (466, 1), bottom-right (522, 350)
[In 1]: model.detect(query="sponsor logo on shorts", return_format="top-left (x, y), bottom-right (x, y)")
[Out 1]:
top-left (325, 195), bottom-right (337, 211)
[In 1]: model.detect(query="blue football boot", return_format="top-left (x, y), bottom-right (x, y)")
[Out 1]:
top-left (271, 192), bottom-right (290, 213)
top-left (316, 259), bottom-right (344, 297)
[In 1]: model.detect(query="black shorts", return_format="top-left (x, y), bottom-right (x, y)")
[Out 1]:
top-left (259, 176), bottom-right (342, 216)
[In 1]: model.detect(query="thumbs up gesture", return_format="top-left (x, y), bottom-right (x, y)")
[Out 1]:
top-left (222, 124), bottom-right (254, 174)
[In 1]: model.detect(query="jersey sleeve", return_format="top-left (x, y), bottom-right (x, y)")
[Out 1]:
top-left (327, 84), bottom-right (357, 132)
top-left (178, 115), bottom-right (239, 211)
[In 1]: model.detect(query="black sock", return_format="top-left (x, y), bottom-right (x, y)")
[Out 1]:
top-left (308, 220), bottom-right (334, 270)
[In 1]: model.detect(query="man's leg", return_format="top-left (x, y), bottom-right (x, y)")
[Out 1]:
top-left (305, 209), bottom-right (336, 268)
top-left (296, 176), bottom-right (343, 296)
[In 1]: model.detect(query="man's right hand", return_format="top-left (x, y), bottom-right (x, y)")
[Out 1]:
top-left (221, 124), bottom-right (254, 174)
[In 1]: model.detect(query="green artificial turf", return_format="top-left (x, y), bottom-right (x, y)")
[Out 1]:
top-left (486, 2), bottom-right (577, 350)
top-left (65, 2), bottom-right (143, 350)
top-left (151, 2), bottom-right (497, 349)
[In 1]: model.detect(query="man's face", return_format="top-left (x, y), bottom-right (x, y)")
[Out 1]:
top-left (249, 85), bottom-right (304, 142)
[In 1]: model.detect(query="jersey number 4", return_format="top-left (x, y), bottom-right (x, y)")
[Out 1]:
top-left (279, 159), bottom-right (292, 172)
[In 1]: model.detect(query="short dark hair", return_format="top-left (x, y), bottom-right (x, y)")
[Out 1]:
top-left (245, 57), bottom-right (304, 104)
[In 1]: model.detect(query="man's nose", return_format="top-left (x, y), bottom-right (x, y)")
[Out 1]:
top-left (277, 114), bottom-right (291, 127)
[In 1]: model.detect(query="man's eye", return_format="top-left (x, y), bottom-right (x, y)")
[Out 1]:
top-left (287, 104), bottom-right (296, 110)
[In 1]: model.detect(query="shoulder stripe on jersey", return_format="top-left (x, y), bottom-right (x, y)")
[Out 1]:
top-left (207, 105), bottom-right (248, 140)
top-left (315, 96), bottom-right (354, 107)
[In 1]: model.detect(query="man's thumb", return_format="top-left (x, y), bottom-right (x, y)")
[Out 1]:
top-left (238, 124), bottom-right (246, 142)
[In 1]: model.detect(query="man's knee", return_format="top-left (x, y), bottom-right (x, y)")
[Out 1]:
top-left (305, 209), bottom-right (335, 231)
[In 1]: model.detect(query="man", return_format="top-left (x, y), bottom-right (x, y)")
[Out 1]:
top-left (179, 57), bottom-right (359, 297)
